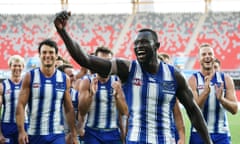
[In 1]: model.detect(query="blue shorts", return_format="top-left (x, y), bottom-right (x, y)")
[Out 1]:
top-left (84, 126), bottom-right (122, 144)
top-left (1, 122), bottom-right (28, 144)
top-left (189, 132), bottom-right (231, 144)
top-left (28, 134), bottom-right (65, 144)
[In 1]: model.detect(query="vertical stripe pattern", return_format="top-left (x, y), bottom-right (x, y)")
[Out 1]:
top-left (27, 68), bottom-right (66, 135)
top-left (86, 75), bottom-right (119, 129)
top-left (192, 71), bottom-right (229, 134)
top-left (123, 60), bottom-right (177, 143)
top-left (2, 79), bottom-right (27, 123)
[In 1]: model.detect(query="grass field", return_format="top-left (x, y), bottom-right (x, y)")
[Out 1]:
top-left (182, 109), bottom-right (240, 143)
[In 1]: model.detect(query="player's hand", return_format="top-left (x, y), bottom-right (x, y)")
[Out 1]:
top-left (54, 11), bottom-right (71, 30)
top-left (90, 77), bottom-right (98, 95)
top-left (215, 82), bottom-right (224, 101)
top-left (18, 131), bottom-right (29, 144)
top-left (0, 133), bottom-right (7, 144)
top-left (204, 75), bottom-right (211, 94)
top-left (112, 81), bottom-right (122, 96)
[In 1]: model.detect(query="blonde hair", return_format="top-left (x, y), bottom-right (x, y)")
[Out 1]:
top-left (8, 55), bottom-right (25, 67)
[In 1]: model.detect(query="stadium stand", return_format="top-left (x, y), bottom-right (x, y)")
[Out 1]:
top-left (190, 12), bottom-right (240, 70)
top-left (0, 12), bottom-right (239, 100)
top-left (0, 12), bottom-right (239, 70)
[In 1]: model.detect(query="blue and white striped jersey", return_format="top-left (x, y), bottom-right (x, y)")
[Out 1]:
top-left (123, 60), bottom-right (178, 143)
top-left (192, 71), bottom-right (229, 134)
top-left (70, 88), bottom-right (79, 112)
top-left (85, 74), bottom-right (119, 129)
top-left (2, 79), bottom-right (28, 123)
top-left (27, 68), bottom-right (66, 135)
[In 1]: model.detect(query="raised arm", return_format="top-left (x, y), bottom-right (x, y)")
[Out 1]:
top-left (175, 70), bottom-right (212, 144)
top-left (54, 11), bottom-right (111, 78)
top-left (54, 11), bottom-right (130, 82)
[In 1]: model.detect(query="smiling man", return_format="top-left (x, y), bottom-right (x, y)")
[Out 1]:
top-left (188, 43), bottom-right (238, 144)
top-left (0, 55), bottom-right (27, 144)
top-left (54, 11), bottom-right (213, 144)
top-left (16, 39), bottom-right (78, 144)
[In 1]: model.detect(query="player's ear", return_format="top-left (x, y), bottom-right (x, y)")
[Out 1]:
top-left (155, 42), bottom-right (160, 50)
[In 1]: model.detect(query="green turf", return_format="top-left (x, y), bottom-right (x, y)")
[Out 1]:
top-left (182, 109), bottom-right (240, 143)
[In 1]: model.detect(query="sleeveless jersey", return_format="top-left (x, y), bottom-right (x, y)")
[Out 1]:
top-left (70, 88), bottom-right (79, 112)
top-left (192, 71), bottom-right (229, 134)
top-left (27, 68), bottom-right (66, 135)
top-left (2, 79), bottom-right (28, 123)
top-left (85, 74), bottom-right (119, 129)
top-left (123, 60), bottom-right (178, 143)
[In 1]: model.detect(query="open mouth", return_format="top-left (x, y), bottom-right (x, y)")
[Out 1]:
top-left (137, 50), bottom-right (146, 58)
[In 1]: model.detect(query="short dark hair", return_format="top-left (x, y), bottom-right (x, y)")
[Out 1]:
top-left (57, 63), bottom-right (73, 72)
top-left (158, 53), bottom-right (170, 60)
top-left (94, 46), bottom-right (113, 56)
top-left (38, 39), bottom-right (58, 54)
top-left (199, 43), bottom-right (211, 49)
top-left (138, 28), bottom-right (158, 42)
top-left (214, 58), bottom-right (221, 66)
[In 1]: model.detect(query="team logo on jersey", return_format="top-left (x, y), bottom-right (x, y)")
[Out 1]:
top-left (132, 78), bottom-right (142, 86)
top-left (5, 89), bottom-right (11, 94)
top-left (162, 81), bottom-right (176, 94)
top-left (56, 82), bottom-right (65, 90)
top-left (162, 81), bottom-right (175, 91)
top-left (32, 83), bottom-right (40, 88)
top-left (148, 77), bottom-right (155, 82)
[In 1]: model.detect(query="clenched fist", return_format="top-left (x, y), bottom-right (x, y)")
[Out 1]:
top-left (54, 11), bottom-right (71, 30)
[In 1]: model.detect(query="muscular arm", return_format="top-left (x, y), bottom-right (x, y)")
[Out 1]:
top-left (218, 75), bottom-right (238, 114)
top-left (175, 71), bottom-right (212, 144)
top-left (54, 12), bottom-right (111, 77)
top-left (0, 83), bottom-right (4, 139)
top-left (64, 77), bottom-right (77, 139)
top-left (188, 75), bottom-right (210, 108)
top-left (78, 78), bottom-right (92, 117)
top-left (54, 11), bottom-right (130, 82)
top-left (112, 81), bottom-right (128, 143)
top-left (112, 81), bottom-right (128, 116)
top-left (16, 73), bottom-right (30, 133)
top-left (173, 100), bottom-right (185, 144)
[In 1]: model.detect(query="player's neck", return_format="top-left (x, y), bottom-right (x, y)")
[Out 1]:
top-left (97, 75), bottom-right (109, 83)
top-left (201, 68), bottom-right (214, 76)
top-left (10, 76), bottom-right (21, 84)
top-left (142, 59), bottom-right (159, 74)
top-left (40, 66), bottom-right (56, 78)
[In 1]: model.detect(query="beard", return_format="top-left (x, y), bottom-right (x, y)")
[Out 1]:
top-left (44, 63), bottom-right (54, 68)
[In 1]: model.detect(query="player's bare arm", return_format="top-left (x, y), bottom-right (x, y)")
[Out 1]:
top-left (188, 75), bottom-right (211, 108)
top-left (173, 100), bottom-right (185, 144)
top-left (112, 81), bottom-right (128, 116)
top-left (175, 70), bottom-right (212, 144)
top-left (217, 74), bottom-right (238, 114)
top-left (16, 72), bottom-right (31, 144)
top-left (0, 83), bottom-right (7, 143)
top-left (78, 77), bottom-right (94, 116)
top-left (63, 76), bottom-right (78, 143)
